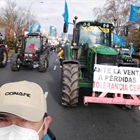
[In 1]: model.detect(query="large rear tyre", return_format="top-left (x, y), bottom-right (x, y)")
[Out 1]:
top-left (10, 54), bottom-right (21, 71)
top-left (0, 46), bottom-right (8, 68)
top-left (38, 54), bottom-right (48, 72)
top-left (62, 63), bottom-right (79, 107)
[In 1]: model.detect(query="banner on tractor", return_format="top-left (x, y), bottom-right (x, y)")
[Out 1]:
top-left (129, 4), bottom-right (140, 22)
top-left (93, 64), bottom-right (140, 95)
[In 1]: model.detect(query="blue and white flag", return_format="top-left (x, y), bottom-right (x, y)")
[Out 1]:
top-left (129, 5), bottom-right (140, 22)
top-left (113, 34), bottom-right (120, 44)
top-left (36, 23), bottom-right (41, 32)
top-left (113, 34), bottom-right (126, 47)
top-left (29, 24), bottom-right (34, 33)
top-left (62, 1), bottom-right (69, 27)
top-left (120, 37), bottom-right (126, 47)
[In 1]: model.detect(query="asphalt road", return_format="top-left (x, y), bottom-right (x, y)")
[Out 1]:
top-left (1, 52), bottom-right (140, 140)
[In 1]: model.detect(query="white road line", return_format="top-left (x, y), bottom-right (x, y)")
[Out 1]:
top-left (44, 92), bottom-right (48, 99)
top-left (53, 65), bottom-right (56, 70)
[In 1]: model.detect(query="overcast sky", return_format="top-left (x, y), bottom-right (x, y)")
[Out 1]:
top-left (1, 0), bottom-right (106, 36)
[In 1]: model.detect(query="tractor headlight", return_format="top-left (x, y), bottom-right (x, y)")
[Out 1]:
top-left (24, 53), bottom-right (33, 57)
top-left (103, 24), bottom-right (109, 28)
top-left (116, 47), bottom-right (120, 53)
top-left (73, 43), bottom-right (77, 46)
top-left (29, 54), bottom-right (33, 57)
top-left (128, 58), bottom-right (132, 62)
top-left (70, 46), bottom-right (73, 49)
top-left (106, 24), bottom-right (109, 28)
top-left (103, 24), bottom-right (106, 28)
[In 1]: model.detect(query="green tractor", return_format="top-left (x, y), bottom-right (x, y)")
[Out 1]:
top-left (117, 47), bottom-right (138, 67)
top-left (61, 16), bottom-right (140, 108)
top-left (61, 16), bottom-right (118, 107)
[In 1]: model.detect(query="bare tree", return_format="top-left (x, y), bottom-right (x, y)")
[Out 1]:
top-left (93, 0), bottom-right (139, 24)
top-left (0, 0), bottom-right (37, 40)
top-left (93, 0), bottom-right (140, 47)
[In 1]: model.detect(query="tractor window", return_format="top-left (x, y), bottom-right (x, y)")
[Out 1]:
top-left (78, 25), bottom-right (110, 46)
top-left (26, 37), bottom-right (40, 50)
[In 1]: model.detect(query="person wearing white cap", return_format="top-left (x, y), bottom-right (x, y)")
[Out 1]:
top-left (0, 80), bottom-right (55, 140)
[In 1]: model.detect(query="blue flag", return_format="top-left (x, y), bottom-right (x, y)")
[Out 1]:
top-left (113, 34), bottom-right (126, 47)
top-left (29, 24), bottom-right (34, 33)
top-left (62, 1), bottom-right (69, 27)
top-left (36, 23), bottom-right (41, 32)
top-left (130, 43), bottom-right (135, 53)
top-left (113, 34), bottom-right (120, 44)
top-left (120, 37), bottom-right (126, 47)
top-left (129, 5), bottom-right (140, 22)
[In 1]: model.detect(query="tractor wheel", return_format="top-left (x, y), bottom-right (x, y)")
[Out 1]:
top-left (10, 54), bottom-right (21, 71)
top-left (38, 54), bottom-right (48, 72)
top-left (0, 46), bottom-right (8, 68)
top-left (42, 48), bottom-right (49, 56)
top-left (61, 63), bottom-right (79, 107)
top-left (42, 50), bottom-right (49, 68)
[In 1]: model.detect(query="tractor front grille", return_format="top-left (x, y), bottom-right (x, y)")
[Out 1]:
top-left (97, 54), bottom-right (117, 64)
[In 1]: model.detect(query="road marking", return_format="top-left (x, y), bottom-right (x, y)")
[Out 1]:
top-left (44, 92), bottom-right (48, 99)
top-left (53, 65), bottom-right (56, 70)
top-left (33, 64), bottom-right (39, 68)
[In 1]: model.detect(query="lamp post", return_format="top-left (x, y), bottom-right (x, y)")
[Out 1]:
top-left (28, 1), bottom-right (43, 30)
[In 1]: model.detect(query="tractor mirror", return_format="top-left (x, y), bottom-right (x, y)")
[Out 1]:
top-left (111, 25), bottom-right (114, 31)
top-left (63, 23), bottom-right (68, 33)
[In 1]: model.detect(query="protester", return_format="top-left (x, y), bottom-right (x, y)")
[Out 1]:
top-left (57, 46), bottom-right (64, 67)
top-left (0, 80), bottom-right (56, 140)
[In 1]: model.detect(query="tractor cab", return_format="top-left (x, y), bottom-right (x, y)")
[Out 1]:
top-left (78, 23), bottom-right (111, 47)
top-left (75, 21), bottom-right (113, 61)
top-left (25, 36), bottom-right (41, 51)
top-left (25, 33), bottom-right (43, 51)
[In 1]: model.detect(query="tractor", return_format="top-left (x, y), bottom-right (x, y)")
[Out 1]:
top-left (0, 37), bottom-right (8, 68)
top-left (117, 47), bottom-right (139, 67)
top-left (10, 32), bottom-right (50, 72)
top-left (61, 16), bottom-right (140, 108)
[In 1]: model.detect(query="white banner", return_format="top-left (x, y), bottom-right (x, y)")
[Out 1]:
top-left (93, 64), bottom-right (140, 95)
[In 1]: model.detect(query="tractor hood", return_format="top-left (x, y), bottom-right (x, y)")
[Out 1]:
top-left (24, 44), bottom-right (36, 54)
top-left (91, 44), bottom-right (117, 55)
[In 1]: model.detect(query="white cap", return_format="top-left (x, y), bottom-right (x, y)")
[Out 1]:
top-left (0, 81), bottom-right (47, 122)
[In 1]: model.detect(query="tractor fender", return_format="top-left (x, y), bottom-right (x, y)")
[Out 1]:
top-left (63, 45), bottom-right (69, 60)
top-left (63, 60), bottom-right (81, 70)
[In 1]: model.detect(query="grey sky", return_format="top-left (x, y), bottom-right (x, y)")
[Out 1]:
top-left (1, 0), bottom-right (106, 36)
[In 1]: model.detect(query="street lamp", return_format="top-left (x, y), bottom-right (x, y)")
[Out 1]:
top-left (28, 1), bottom-right (43, 30)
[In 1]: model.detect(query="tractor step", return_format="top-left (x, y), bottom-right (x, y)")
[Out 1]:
top-left (79, 77), bottom-right (91, 82)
